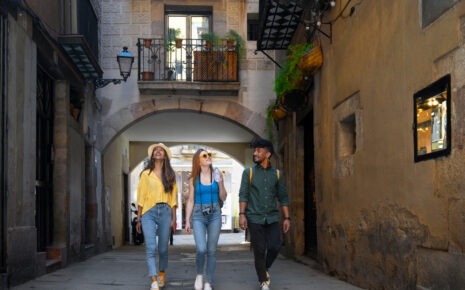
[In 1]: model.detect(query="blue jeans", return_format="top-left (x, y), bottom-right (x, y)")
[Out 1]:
top-left (192, 202), bottom-right (222, 283)
top-left (141, 203), bottom-right (172, 277)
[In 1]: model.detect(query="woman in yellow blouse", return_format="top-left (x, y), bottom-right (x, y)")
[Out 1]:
top-left (136, 143), bottom-right (178, 290)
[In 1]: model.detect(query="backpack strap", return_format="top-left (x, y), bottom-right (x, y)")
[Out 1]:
top-left (249, 167), bottom-right (253, 184)
top-left (277, 169), bottom-right (280, 181)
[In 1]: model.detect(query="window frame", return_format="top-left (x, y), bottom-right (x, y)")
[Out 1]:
top-left (413, 74), bottom-right (452, 162)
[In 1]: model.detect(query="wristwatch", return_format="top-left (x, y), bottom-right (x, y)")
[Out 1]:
top-left (239, 212), bottom-right (246, 215)
top-left (284, 217), bottom-right (291, 220)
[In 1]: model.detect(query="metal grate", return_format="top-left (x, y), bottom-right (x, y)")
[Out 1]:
top-left (257, 0), bottom-right (304, 50)
top-left (138, 38), bottom-right (239, 82)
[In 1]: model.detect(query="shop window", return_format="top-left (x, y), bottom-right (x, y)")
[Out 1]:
top-left (414, 75), bottom-right (451, 162)
top-left (247, 13), bottom-right (258, 41)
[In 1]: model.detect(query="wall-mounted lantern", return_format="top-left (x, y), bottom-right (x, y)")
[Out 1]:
top-left (95, 47), bottom-right (134, 88)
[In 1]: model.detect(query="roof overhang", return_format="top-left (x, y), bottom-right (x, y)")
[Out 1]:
top-left (257, 0), bottom-right (304, 50)
top-left (58, 35), bottom-right (103, 79)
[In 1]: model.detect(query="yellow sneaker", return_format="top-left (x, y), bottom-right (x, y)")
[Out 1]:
top-left (157, 272), bottom-right (165, 288)
top-left (265, 271), bottom-right (270, 286)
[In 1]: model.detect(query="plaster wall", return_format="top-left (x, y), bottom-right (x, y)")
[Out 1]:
top-left (68, 122), bottom-right (86, 261)
top-left (5, 13), bottom-right (38, 286)
top-left (103, 133), bottom-right (130, 248)
top-left (309, 0), bottom-right (465, 288)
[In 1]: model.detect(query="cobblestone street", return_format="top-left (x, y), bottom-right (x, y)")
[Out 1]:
top-left (13, 234), bottom-right (359, 290)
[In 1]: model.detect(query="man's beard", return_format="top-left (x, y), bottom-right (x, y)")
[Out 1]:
top-left (253, 157), bottom-right (262, 164)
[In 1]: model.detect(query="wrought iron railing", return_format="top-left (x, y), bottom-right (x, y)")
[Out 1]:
top-left (137, 38), bottom-right (239, 82)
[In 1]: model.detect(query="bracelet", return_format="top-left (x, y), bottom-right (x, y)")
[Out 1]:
top-left (239, 212), bottom-right (245, 215)
top-left (284, 217), bottom-right (291, 220)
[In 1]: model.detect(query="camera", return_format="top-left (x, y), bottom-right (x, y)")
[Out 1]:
top-left (202, 205), bottom-right (213, 216)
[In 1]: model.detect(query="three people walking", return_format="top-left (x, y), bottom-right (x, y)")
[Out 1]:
top-left (137, 139), bottom-right (289, 290)
top-left (185, 149), bottom-right (227, 290)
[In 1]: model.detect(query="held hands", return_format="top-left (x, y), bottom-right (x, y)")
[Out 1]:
top-left (136, 221), bottom-right (142, 234)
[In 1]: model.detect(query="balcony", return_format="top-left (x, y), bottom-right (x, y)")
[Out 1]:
top-left (137, 38), bottom-right (240, 96)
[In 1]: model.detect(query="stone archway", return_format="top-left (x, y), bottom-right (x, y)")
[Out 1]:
top-left (101, 98), bottom-right (267, 153)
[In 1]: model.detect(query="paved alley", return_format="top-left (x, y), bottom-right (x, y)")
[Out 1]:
top-left (13, 235), bottom-right (360, 290)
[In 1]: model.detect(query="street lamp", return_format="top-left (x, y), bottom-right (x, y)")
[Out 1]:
top-left (95, 47), bottom-right (134, 89)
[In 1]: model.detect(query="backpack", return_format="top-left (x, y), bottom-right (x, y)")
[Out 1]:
top-left (248, 167), bottom-right (280, 185)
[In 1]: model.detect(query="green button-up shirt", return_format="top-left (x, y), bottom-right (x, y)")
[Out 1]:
top-left (239, 164), bottom-right (289, 225)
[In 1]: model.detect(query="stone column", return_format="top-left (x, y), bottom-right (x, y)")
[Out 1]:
top-left (51, 80), bottom-right (69, 264)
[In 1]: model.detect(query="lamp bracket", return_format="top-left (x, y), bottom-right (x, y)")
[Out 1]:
top-left (303, 20), bottom-right (332, 43)
top-left (94, 78), bottom-right (124, 89)
top-left (254, 50), bottom-right (282, 68)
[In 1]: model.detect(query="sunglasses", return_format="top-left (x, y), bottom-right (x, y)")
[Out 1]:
top-left (201, 152), bottom-right (212, 159)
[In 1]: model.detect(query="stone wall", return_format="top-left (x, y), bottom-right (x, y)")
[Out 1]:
top-left (97, 0), bottom-right (277, 151)
top-left (5, 13), bottom-right (38, 286)
top-left (279, 0), bottom-right (465, 288)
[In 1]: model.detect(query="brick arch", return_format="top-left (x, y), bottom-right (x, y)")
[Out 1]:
top-left (101, 98), bottom-right (267, 153)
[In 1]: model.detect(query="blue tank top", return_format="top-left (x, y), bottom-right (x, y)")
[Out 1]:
top-left (195, 178), bottom-right (219, 204)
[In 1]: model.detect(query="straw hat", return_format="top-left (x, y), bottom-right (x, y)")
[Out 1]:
top-left (147, 143), bottom-right (172, 159)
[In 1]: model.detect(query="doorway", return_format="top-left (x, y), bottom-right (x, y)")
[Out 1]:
top-left (304, 111), bottom-right (317, 257)
top-left (36, 68), bottom-right (54, 251)
top-left (0, 13), bottom-right (6, 272)
top-left (123, 173), bottom-right (129, 243)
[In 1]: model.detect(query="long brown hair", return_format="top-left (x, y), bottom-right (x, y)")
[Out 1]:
top-left (142, 147), bottom-right (176, 193)
top-left (191, 148), bottom-right (213, 186)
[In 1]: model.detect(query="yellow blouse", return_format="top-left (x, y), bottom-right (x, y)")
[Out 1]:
top-left (137, 169), bottom-right (178, 215)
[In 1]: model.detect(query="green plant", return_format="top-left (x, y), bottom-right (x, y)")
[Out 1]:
top-left (201, 32), bottom-right (221, 50)
top-left (165, 28), bottom-right (181, 52)
top-left (273, 43), bottom-right (314, 99)
top-left (224, 29), bottom-right (245, 59)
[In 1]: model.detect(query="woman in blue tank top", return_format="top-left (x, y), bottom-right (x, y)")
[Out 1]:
top-left (185, 149), bottom-right (227, 290)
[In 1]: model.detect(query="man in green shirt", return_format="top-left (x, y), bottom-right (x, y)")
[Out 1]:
top-left (239, 139), bottom-right (290, 290)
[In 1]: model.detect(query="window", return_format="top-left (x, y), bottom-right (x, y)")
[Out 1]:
top-left (421, 0), bottom-right (458, 28)
top-left (338, 114), bottom-right (356, 158)
top-left (247, 13), bottom-right (259, 41)
top-left (414, 75), bottom-right (451, 162)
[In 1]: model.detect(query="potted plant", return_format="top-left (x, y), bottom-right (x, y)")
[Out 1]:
top-left (143, 38), bottom-right (152, 48)
top-left (224, 29), bottom-right (245, 60)
top-left (200, 32), bottom-right (220, 51)
top-left (273, 43), bottom-right (314, 110)
top-left (165, 28), bottom-right (181, 52)
top-left (265, 103), bottom-right (287, 143)
top-left (298, 41), bottom-right (323, 76)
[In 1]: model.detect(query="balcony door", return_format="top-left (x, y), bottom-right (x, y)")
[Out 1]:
top-left (166, 13), bottom-right (211, 81)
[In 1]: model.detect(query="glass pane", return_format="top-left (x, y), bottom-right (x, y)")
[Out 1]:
top-left (192, 16), bottom-right (209, 39)
top-left (167, 16), bottom-right (187, 80)
top-left (416, 90), bottom-right (447, 155)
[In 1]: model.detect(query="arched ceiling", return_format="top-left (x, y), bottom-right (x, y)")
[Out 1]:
top-left (122, 111), bottom-right (255, 143)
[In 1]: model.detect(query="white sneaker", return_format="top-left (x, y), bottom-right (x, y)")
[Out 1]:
top-left (204, 282), bottom-right (213, 290)
top-left (260, 282), bottom-right (270, 290)
top-left (194, 274), bottom-right (203, 290)
top-left (150, 281), bottom-right (159, 290)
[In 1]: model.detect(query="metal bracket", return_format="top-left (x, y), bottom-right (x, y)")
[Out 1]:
top-left (94, 78), bottom-right (123, 89)
top-left (254, 50), bottom-right (282, 68)
top-left (305, 20), bottom-right (332, 44)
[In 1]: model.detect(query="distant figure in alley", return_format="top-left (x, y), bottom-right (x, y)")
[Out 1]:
top-left (185, 149), bottom-right (227, 290)
top-left (136, 143), bottom-right (178, 289)
top-left (239, 139), bottom-right (291, 290)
